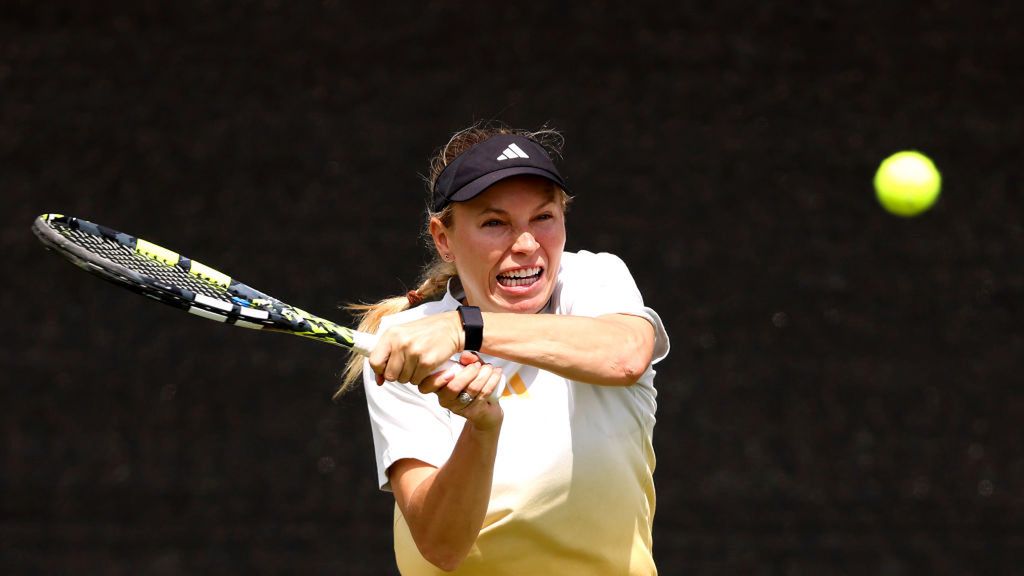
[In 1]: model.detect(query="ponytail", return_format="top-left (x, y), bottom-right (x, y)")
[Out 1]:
top-left (334, 259), bottom-right (457, 399)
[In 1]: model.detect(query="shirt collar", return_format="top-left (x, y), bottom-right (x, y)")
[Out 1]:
top-left (442, 277), bottom-right (465, 309)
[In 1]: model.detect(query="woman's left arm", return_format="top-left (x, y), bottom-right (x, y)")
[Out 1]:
top-left (480, 312), bottom-right (655, 386)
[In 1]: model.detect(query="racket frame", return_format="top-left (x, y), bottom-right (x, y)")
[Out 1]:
top-left (33, 213), bottom-right (504, 401)
top-left (32, 214), bottom-right (376, 355)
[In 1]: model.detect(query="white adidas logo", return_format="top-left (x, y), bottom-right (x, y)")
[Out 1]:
top-left (496, 143), bottom-right (529, 161)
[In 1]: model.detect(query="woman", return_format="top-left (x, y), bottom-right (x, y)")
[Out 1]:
top-left (338, 123), bottom-right (670, 575)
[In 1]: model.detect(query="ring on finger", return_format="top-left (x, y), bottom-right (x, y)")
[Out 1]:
top-left (456, 391), bottom-right (475, 407)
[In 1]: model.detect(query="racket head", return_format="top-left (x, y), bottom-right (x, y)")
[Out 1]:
top-left (32, 214), bottom-right (359, 349)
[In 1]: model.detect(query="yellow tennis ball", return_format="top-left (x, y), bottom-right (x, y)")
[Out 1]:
top-left (874, 151), bottom-right (942, 217)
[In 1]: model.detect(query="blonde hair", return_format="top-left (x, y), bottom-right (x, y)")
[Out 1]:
top-left (334, 121), bottom-right (570, 399)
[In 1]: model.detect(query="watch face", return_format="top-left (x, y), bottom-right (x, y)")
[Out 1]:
top-left (460, 306), bottom-right (484, 326)
top-left (459, 306), bottom-right (484, 351)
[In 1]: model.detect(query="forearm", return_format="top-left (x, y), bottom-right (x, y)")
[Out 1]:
top-left (398, 422), bottom-right (501, 571)
top-left (479, 312), bottom-right (655, 386)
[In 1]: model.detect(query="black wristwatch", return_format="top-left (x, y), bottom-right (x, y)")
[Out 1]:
top-left (457, 305), bottom-right (484, 352)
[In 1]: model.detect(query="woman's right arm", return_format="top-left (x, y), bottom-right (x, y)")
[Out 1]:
top-left (385, 353), bottom-right (504, 571)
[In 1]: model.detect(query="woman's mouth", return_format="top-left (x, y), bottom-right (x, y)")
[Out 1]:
top-left (496, 266), bottom-right (543, 288)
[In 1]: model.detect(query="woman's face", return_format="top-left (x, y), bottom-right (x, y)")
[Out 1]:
top-left (431, 176), bottom-right (566, 314)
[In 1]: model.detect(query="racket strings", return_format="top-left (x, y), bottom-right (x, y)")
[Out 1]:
top-left (59, 226), bottom-right (231, 302)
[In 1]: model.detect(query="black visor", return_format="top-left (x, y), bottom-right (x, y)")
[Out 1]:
top-left (430, 134), bottom-right (569, 212)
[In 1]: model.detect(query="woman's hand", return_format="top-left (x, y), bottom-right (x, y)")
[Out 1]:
top-left (418, 351), bottom-right (504, 430)
top-left (368, 312), bottom-right (463, 386)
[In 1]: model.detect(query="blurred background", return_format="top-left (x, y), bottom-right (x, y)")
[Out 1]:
top-left (3, 1), bottom-right (1022, 574)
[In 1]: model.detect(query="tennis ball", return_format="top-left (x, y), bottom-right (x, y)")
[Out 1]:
top-left (874, 151), bottom-right (942, 217)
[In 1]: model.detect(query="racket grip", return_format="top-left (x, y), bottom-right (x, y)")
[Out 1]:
top-left (352, 332), bottom-right (505, 402)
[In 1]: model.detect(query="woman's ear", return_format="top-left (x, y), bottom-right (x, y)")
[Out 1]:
top-left (429, 216), bottom-right (451, 258)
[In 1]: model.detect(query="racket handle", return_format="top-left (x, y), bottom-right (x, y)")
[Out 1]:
top-left (352, 332), bottom-right (505, 402)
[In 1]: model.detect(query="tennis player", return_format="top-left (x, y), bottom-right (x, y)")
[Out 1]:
top-left (339, 123), bottom-right (670, 575)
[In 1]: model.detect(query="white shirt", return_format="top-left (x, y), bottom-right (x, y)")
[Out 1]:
top-left (364, 250), bottom-right (670, 575)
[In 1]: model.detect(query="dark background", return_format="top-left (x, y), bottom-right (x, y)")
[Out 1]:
top-left (3, 1), bottom-right (1022, 574)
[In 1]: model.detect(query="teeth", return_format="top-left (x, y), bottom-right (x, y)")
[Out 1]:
top-left (497, 267), bottom-right (542, 287)
top-left (499, 267), bottom-right (541, 279)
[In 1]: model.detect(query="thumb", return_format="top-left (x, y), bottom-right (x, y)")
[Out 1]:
top-left (458, 350), bottom-right (482, 365)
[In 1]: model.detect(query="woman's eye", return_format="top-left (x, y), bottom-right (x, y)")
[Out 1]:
top-left (535, 213), bottom-right (554, 222)
top-left (482, 219), bottom-right (504, 228)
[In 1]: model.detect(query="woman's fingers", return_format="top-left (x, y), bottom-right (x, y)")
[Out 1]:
top-left (436, 362), bottom-right (482, 408)
top-left (396, 353), bottom-right (419, 385)
top-left (381, 348), bottom-right (408, 383)
top-left (455, 365), bottom-right (504, 430)
top-left (368, 340), bottom-right (392, 385)
top-left (433, 351), bottom-right (487, 398)
top-left (457, 350), bottom-right (482, 366)
top-left (410, 351), bottom-right (449, 385)
top-left (371, 325), bottom-right (465, 385)
top-left (440, 362), bottom-right (497, 412)
top-left (459, 362), bottom-right (492, 401)
top-left (409, 354), bottom-right (503, 428)
top-left (478, 363), bottom-right (503, 404)
top-left (369, 333), bottom-right (431, 385)
top-left (417, 363), bottom-right (461, 395)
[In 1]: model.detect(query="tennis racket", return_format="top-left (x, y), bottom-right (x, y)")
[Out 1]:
top-left (32, 213), bottom-right (503, 400)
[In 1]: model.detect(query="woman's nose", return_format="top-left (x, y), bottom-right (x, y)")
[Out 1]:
top-left (511, 231), bottom-right (539, 253)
